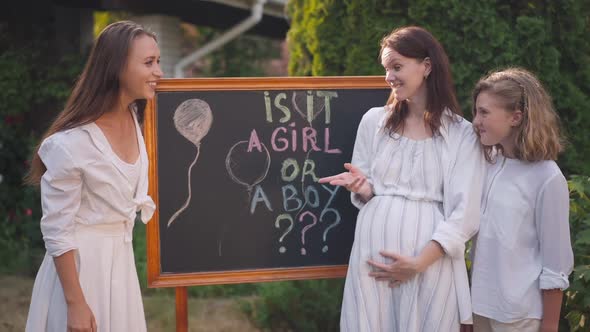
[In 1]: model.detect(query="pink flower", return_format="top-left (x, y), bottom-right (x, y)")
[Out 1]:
top-left (25, 208), bottom-right (33, 216)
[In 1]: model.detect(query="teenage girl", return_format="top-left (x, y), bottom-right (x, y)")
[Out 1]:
top-left (470, 67), bottom-right (574, 332)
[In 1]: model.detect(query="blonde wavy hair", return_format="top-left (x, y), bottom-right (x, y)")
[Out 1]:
top-left (472, 67), bottom-right (565, 162)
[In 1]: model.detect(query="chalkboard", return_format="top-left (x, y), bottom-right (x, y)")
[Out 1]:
top-left (145, 77), bottom-right (389, 287)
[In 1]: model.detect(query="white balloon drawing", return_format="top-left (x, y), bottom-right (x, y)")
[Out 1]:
top-left (225, 140), bottom-right (271, 199)
top-left (167, 99), bottom-right (214, 228)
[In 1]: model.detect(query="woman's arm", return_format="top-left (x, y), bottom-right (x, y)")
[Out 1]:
top-left (431, 127), bottom-right (485, 259)
top-left (367, 241), bottom-right (444, 286)
top-left (319, 109), bottom-right (380, 206)
top-left (38, 136), bottom-right (96, 331)
top-left (54, 251), bottom-right (97, 331)
top-left (347, 109), bottom-right (378, 208)
top-left (415, 241), bottom-right (445, 271)
top-left (54, 251), bottom-right (85, 305)
top-left (318, 163), bottom-right (373, 199)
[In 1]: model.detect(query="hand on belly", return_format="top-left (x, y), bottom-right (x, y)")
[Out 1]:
top-left (367, 250), bottom-right (422, 287)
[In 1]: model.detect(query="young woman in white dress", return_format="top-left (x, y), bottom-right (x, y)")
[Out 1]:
top-left (319, 26), bottom-right (485, 331)
top-left (470, 68), bottom-right (573, 332)
top-left (24, 21), bottom-right (161, 332)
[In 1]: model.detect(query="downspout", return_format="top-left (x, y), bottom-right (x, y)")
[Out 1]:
top-left (174, 0), bottom-right (267, 78)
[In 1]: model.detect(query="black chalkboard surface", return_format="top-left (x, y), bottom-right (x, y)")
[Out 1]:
top-left (145, 77), bottom-right (389, 287)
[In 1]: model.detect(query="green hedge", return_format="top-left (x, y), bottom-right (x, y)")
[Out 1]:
top-left (0, 23), bottom-right (83, 274)
top-left (565, 175), bottom-right (590, 331)
top-left (243, 279), bottom-right (343, 332)
top-left (286, 0), bottom-right (590, 175)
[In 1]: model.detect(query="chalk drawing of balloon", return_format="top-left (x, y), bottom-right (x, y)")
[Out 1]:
top-left (167, 99), bottom-right (214, 228)
top-left (225, 140), bottom-right (271, 199)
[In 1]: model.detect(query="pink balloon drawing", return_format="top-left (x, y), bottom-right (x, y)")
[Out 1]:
top-left (167, 99), bottom-right (214, 228)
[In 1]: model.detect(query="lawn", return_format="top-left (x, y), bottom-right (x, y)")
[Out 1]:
top-left (0, 275), bottom-right (260, 332)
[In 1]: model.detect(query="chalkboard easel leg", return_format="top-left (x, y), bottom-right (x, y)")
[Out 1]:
top-left (176, 287), bottom-right (188, 332)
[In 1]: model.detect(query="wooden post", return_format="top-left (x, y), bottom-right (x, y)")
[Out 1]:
top-left (175, 287), bottom-right (188, 332)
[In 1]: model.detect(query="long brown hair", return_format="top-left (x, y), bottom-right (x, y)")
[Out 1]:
top-left (472, 68), bottom-right (565, 162)
top-left (25, 21), bottom-right (156, 185)
top-left (380, 26), bottom-right (461, 136)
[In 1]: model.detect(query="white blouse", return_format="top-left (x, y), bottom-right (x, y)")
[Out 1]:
top-left (351, 107), bottom-right (486, 324)
top-left (471, 156), bottom-right (574, 322)
top-left (111, 148), bottom-right (141, 196)
top-left (38, 113), bottom-right (155, 257)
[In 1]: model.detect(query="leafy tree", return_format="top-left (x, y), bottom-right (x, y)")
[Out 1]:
top-left (287, 0), bottom-right (590, 175)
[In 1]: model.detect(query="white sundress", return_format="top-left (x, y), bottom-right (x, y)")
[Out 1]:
top-left (340, 107), bottom-right (484, 331)
top-left (26, 111), bottom-right (153, 332)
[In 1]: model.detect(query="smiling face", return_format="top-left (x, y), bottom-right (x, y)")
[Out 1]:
top-left (381, 47), bottom-right (430, 102)
top-left (119, 34), bottom-right (162, 104)
top-left (473, 91), bottom-right (522, 152)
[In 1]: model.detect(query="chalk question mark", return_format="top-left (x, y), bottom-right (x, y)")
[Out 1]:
top-left (275, 214), bottom-right (294, 254)
top-left (299, 211), bottom-right (318, 255)
top-left (320, 208), bottom-right (341, 253)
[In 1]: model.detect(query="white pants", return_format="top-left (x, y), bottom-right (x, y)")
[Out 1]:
top-left (473, 314), bottom-right (541, 332)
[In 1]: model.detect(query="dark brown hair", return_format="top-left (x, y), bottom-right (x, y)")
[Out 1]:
top-left (472, 67), bottom-right (564, 162)
top-left (380, 26), bottom-right (461, 135)
top-left (25, 21), bottom-right (156, 185)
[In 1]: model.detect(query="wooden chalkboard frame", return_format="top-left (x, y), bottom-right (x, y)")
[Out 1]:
top-left (145, 76), bottom-right (389, 288)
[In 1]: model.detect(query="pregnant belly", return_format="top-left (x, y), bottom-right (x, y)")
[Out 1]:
top-left (353, 195), bottom-right (443, 260)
